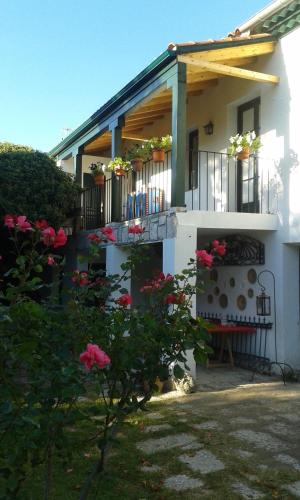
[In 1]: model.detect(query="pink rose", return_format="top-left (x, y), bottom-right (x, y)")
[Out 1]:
top-left (4, 214), bottom-right (16, 228)
top-left (35, 219), bottom-right (49, 230)
top-left (164, 292), bottom-right (186, 305)
top-left (87, 233), bottom-right (101, 243)
top-left (216, 244), bottom-right (226, 256)
top-left (128, 225), bottom-right (144, 234)
top-left (195, 249), bottom-right (214, 268)
top-left (47, 255), bottom-right (55, 265)
top-left (42, 227), bottom-right (56, 246)
top-left (116, 293), bottom-right (132, 307)
top-left (101, 227), bottom-right (116, 242)
top-left (72, 270), bottom-right (90, 287)
top-left (16, 216), bottom-right (32, 232)
top-left (53, 228), bottom-right (67, 248)
top-left (212, 240), bottom-right (220, 249)
top-left (80, 343), bottom-right (111, 371)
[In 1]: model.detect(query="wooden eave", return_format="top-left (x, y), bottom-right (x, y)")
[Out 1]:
top-left (83, 36), bottom-right (279, 155)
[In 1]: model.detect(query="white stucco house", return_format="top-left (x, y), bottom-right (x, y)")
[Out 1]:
top-left (51, 0), bottom-right (300, 377)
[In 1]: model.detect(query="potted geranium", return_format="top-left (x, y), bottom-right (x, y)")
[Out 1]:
top-left (126, 143), bottom-right (150, 172)
top-left (89, 162), bottom-right (106, 186)
top-left (228, 131), bottom-right (262, 160)
top-left (107, 157), bottom-right (132, 177)
top-left (148, 135), bottom-right (172, 162)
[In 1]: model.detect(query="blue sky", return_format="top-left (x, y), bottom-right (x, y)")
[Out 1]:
top-left (0, 0), bottom-right (270, 152)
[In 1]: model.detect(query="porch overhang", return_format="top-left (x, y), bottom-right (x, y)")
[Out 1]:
top-left (51, 34), bottom-right (279, 158)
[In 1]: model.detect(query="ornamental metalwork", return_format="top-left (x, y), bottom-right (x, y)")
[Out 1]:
top-left (214, 234), bottom-right (265, 266)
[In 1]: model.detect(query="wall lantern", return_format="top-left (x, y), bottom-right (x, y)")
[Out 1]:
top-left (256, 290), bottom-right (271, 316)
top-left (203, 121), bottom-right (214, 135)
top-left (256, 269), bottom-right (274, 316)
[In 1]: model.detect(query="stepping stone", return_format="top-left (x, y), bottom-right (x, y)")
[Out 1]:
top-left (259, 415), bottom-right (276, 422)
top-left (181, 442), bottom-right (204, 451)
top-left (275, 454), bottom-right (300, 471)
top-left (232, 481), bottom-right (264, 499)
top-left (230, 417), bottom-right (256, 425)
top-left (257, 464), bottom-right (268, 471)
top-left (280, 413), bottom-right (300, 423)
top-left (192, 420), bottom-right (219, 430)
top-left (284, 481), bottom-right (300, 497)
top-left (235, 449), bottom-right (254, 459)
top-left (144, 424), bottom-right (172, 433)
top-left (267, 422), bottom-right (290, 436)
top-left (140, 464), bottom-right (162, 473)
top-left (136, 433), bottom-right (197, 455)
top-left (179, 450), bottom-right (225, 474)
top-left (164, 474), bottom-right (203, 491)
top-left (178, 418), bottom-right (188, 423)
top-left (144, 412), bottom-right (163, 420)
top-left (220, 408), bottom-right (233, 415)
top-left (230, 429), bottom-right (285, 451)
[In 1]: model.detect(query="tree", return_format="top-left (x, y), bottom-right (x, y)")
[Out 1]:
top-left (0, 142), bottom-right (81, 228)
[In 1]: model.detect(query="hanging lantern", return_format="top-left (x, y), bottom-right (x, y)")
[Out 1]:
top-left (256, 290), bottom-right (271, 316)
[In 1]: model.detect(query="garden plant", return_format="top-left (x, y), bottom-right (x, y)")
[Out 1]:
top-left (0, 215), bottom-right (225, 499)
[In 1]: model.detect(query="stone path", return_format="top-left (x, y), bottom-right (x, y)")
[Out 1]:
top-left (134, 367), bottom-right (300, 498)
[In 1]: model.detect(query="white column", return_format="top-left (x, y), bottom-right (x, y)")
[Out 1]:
top-left (106, 245), bottom-right (131, 297)
top-left (163, 225), bottom-right (198, 379)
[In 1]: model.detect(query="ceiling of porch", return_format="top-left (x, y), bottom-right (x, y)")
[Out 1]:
top-left (83, 34), bottom-right (278, 155)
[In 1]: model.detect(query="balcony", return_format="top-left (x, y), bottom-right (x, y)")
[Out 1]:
top-left (79, 151), bottom-right (277, 231)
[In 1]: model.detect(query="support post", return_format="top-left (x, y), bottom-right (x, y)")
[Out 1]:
top-left (168, 62), bottom-right (187, 208)
top-left (75, 153), bottom-right (83, 186)
top-left (109, 117), bottom-right (124, 222)
top-left (163, 225), bottom-right (197, 379)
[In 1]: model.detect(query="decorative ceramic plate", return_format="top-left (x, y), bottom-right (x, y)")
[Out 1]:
top-left (248, 288), bottom-right (254, 298)
top-left (219, 294), bottom-right (228, 308)
top-left (207, 294), bottom-right (213, 304)
top-left (247, 268), bottom-right (257, 284)
top-left (237, 294), bottom-right (247, 310)
top-left (229, 277), bottom-right (235, 288)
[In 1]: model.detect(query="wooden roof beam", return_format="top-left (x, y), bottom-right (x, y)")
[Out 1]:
top-left (126, 107), bottom-right (171, 120)
top-left (126, 114), bottom-right (164, 125)
top-left (179, 55), bottom-right (279, 84)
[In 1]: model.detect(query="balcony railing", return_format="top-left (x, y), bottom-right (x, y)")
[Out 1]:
top-left (119, 151), bottom-right (171, 221)
top-left (79, 150), bottom-right (277, 230)
top-left (80, 178), bottom-right (111, 230)
top-left (186, 151), bottom-right (277, 214)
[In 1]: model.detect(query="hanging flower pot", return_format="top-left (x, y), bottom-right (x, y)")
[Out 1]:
top-left (228, 131), bottom-right (261, 159)
top-left (114, 167), bottom-right (126, 177)
top-left (108, 157), bottom-right (132, 177)
top-left (94, 174), bottom-right (105, 186)
top-left (148, 135), bottom-right (172, 163)
top-left (237, 147), bottom-right (250, 161)
top-left (152, 149), bottom-right (165, 162)
top-left (131, 158), bottom-right (144, 172)
top-left (89, 162), bottom-right (106, 184)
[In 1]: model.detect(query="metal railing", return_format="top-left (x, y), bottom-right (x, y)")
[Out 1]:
top-left (186, 151), bottom-right (277, 215)
top-left (80, 178), bottom-right (112, 230)
top-left (199, 311), bottom-right (273, 371)
top-left (119, 151), bottom-right (171, 221)
top-left (79, 151), bottom-right (277, 229)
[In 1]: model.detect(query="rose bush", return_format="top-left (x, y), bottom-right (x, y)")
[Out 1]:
top-left (0, 215), bottom-right (225, 499)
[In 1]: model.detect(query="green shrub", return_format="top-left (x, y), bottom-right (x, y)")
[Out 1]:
top-left (0, 146), bottom-right (80, 228)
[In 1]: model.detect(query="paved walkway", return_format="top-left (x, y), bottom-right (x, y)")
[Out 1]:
top-left (135, 367), bottom-right (300, 498)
